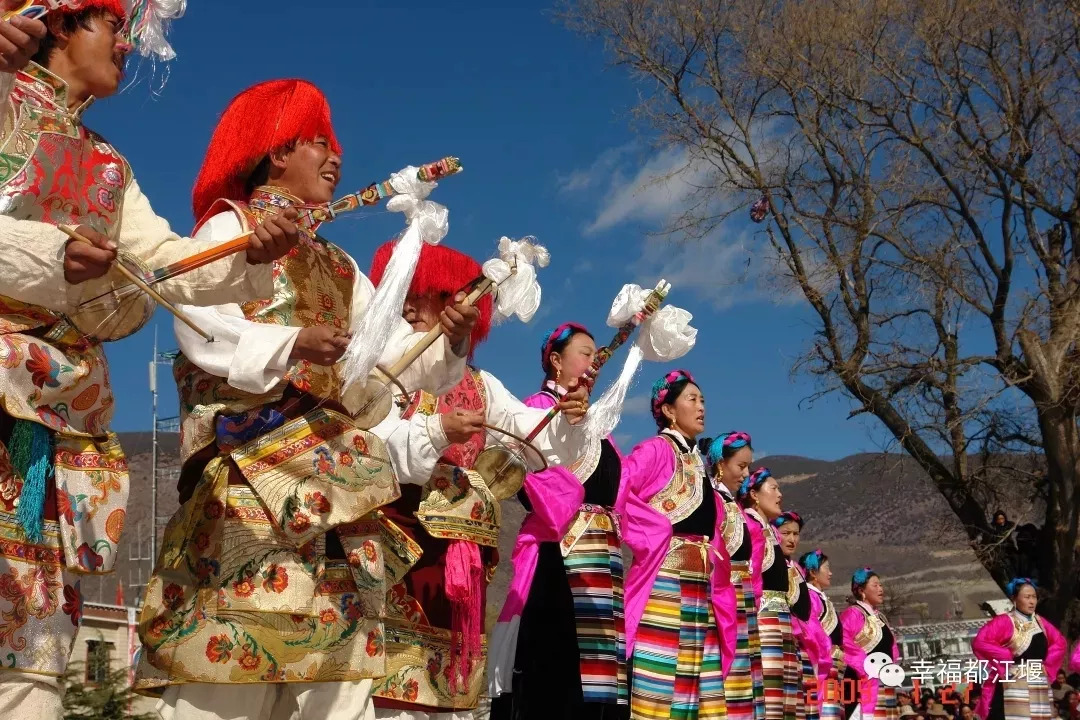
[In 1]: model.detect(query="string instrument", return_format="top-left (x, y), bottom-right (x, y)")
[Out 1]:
top-left (474, 279), bottom-right (671, 497)
top-left (1, 0), bottom-right (70, 20)
top-left (67, 157), bottom-right (462, 343)
top-left (342, 258), bottom-right (516, 430)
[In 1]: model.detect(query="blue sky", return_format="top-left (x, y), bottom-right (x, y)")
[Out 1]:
top-left (92, 0), bottom-right (882, 459)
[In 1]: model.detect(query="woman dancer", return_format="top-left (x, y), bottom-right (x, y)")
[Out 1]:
top-left (972, 578), bottom-right (1066, 720)
top-left (775, 512), bottom-right (830, 720)
top-left (620, 370), bottom-right (727, 719)
top-left (700, 432), bottom-right (765, 720)
top-left (800, 550), bottom-right (845, 719)
top-left (491, 322), bottom-right (629, 720)
top-left (740, 468), bottom-right (801, 720)
top-left (840, 568), bottom-right (899, 719)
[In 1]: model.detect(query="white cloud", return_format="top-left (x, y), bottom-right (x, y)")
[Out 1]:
top-left (557, 142), bottom-right (638, 195)
top-left (585, 146), bottom-right (714, 235)
top-left (561, 139), bottom-right (814, 311)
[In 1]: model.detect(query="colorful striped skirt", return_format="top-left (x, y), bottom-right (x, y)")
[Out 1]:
top-left (725, 562), bottom-right (766, 720)
top-left (630, 535), bottom-right (726, 720)
top-left (817, 651), bottom-right (844, 719)
top-left (865, 682), bottom-right (898, 719)
top-left (563, 509), bottom-right (627, 705)
top-left (799, 650), bottom-right (819, 720)
top-left (1001, 672), bottom-right (1052, 720)
top-left (758, 591), bottom-right (801, 720)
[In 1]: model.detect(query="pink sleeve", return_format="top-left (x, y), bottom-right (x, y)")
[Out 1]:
top-left (840, 606), bottom-right (868, 679)
top-left (1072, 643), bottom-right (1080, 675)
top-left (1043, 616), bottom-right (1067, 681)
top-left (618, 437), bottom-right (677, 657)
top-left (972, 614), bottom-right (1016, 719)
top-left (746, 514), bottom-right (765, 602)
top-left (711, 495), bottom-right (736, 678)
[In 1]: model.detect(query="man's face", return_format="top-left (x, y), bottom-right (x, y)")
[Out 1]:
top-left (402, 292), bottom-right (449, 332)
top-left (62, 12), bottom-right (129, 99)
top-left (275, 138), bottom-right (341, 204)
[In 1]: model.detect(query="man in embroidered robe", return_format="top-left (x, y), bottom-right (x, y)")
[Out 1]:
top-left (133, 79), bottom-right (480, 720)
top-left (366, 240), bottom-right (592, 720)
top-left (0, 7), bottom-right (302, 715)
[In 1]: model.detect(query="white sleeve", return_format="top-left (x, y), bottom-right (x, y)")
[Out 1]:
top-left (0, 214), bottom-right (75, 312)
top-left (480, 370), bottom-right (589, 471)
top-left (350, 271), bottom-right (467, 396)
top-left (173, 212), bottom-right (300, 394)
top-left (369, 404), bottom-right (449, 486)
top-left (116, 177), bottom-right (273, 305)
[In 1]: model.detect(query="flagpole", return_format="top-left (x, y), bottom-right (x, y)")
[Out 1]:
top-left (149, 326), bottom-right (158, 568)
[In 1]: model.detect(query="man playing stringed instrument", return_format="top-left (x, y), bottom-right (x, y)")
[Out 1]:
top-left (133, 79), bottom-right (483, 720)
top-left (365, 239), bottom-right (594, 720)
top-left (0, 4), bottom-right (301, 715)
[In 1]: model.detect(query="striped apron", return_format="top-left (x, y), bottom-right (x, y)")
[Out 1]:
top-left (563, 504), bottom-right (627, 705)
top-left (759, 590), bottom-right (801, 720)
top-left (630, 535), bottom-right (726, 719)
top-left (726, 560), bottom-right (766, 720)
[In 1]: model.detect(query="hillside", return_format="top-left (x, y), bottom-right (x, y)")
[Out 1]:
top-left (94, 433), bottom-right (1003, 626)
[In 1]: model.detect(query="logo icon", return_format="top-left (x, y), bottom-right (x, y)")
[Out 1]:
top-left (864, 652), bottom-right (907, 688)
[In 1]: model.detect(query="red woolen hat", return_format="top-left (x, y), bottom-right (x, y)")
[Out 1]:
top-left (370, 241), bottom-right (493, 352)
top-left (64, 0), bottom-right (126, 18)
top-left (191, 79), bottom-right (341, 222)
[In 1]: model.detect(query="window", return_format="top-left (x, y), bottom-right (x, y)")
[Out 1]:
top-left (905, 642), bottom-right (921, 658)
top-left (85, 640), bottom-right (114, 684)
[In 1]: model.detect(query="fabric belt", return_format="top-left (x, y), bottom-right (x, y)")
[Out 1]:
top-left (661, 534), bottom-right (716, 573)
top-left (759, 589), bottom-right (790, 612)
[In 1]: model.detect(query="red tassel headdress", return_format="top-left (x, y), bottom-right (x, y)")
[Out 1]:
top-left (370, 241), bottom-right (493, 352)
top-left (192, 79), bottom-right (341, 222)
top-left (65, 0), bottom-right (126, 18)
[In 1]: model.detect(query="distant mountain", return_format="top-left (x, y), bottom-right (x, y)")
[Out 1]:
top-left (97, 433), bottom-right (1001, 627)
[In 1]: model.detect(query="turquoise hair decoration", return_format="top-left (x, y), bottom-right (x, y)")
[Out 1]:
top-left (799, 549), bottom-right (825, 573)
top-left (773, 511), bottom-right (804, 529)
top-left (705, 430), bottom-right (752, 468)
top-left (738, 467), bottom-right (772, 499)
top-left (1005, 577), bottom-right (1037, 599)
top-left (851, 566), bottom-right (877, 596)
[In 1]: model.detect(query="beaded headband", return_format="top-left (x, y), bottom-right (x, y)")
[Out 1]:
top-left (650, 369), bottom-right (696, 422)
top-left (738, 466), bottom-right (772, 499)
top-left (773, 511), bottom-right (804, 529)
top-left (540, 322), bottom-right (590, 373)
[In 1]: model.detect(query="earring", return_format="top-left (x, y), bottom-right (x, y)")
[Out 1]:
top-left (668, 417), bottom-right (676, 429)
top-left (717, 466), bottom-right (724, 483)
top-left (555, 368), bottom-right (561, 384)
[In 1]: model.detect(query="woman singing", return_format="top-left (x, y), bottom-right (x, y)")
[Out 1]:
top-left (972, 578), bottom-right (1066, 720)
top-left (840, 568), bottom-right (899, 719)
top-left (700, 432), bottom-right (764, 720)
top-left (620, 370), bottom-right (727, 719)
top-left (490, 322), bottom-right (628, 720)
top-left (740, 468), bottom-right (801, 720)
top-left (800, 549), bottom-right (845, 719)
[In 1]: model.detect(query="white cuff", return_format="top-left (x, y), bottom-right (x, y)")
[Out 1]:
top-left (427, 413), bottom-right (450, 455)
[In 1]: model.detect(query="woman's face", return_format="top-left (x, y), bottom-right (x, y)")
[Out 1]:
top-left (778, 522), bottom-right (800, 557)
top-left (751, 477), bottom-right (783, 520)
top-left (860, 575), bottom-right (885, 608)
top-left (813, 559), bottom-right (833, 589)
top-left (718, 446), bottom-right (753, 493)
top-left (1013, 584), bottom-right (1038, 615)
top-left (663, 382), bottom-right (705, 438)
top-left (550, 332), bottom-right (596, 386)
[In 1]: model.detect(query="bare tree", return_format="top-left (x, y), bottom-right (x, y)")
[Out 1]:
top-left (561, 0), bottom-right (1080, 632)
